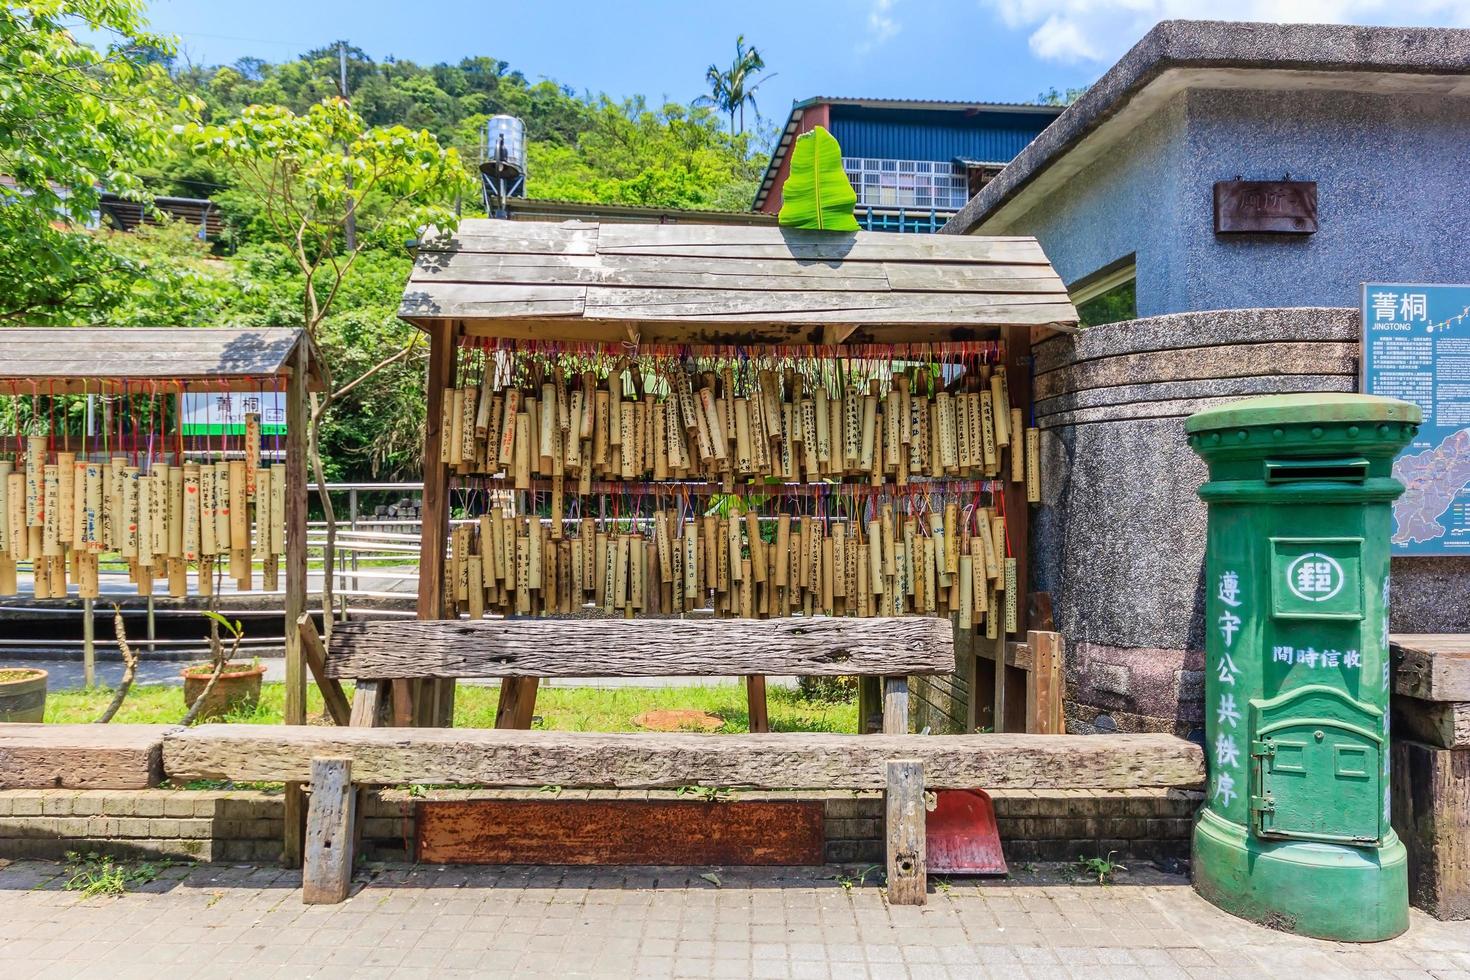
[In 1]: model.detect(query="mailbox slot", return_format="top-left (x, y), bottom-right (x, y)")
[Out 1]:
top-left (1264, 457), bottom-right (1369, 483)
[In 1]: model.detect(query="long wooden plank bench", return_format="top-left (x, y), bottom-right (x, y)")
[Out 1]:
top-left (163, 725), bottom-right (1205, 904)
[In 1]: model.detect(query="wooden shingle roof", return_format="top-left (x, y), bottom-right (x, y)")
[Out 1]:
top-left (399, 220), bottom-right (1076, 345)
top-left (0, 327), bottom-right (326, 394)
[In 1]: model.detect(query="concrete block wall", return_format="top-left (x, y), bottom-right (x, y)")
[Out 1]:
top-left (0, 786), bottom-right (1201, 867)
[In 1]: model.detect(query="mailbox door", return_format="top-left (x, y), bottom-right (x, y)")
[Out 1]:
top-left (1249, 686), bottom-right (1384, 846)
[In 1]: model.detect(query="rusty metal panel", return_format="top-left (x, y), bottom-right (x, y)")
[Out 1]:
top-left (417, 800), bottom-right (825, 865)
top-left (1213, 180), bottom-right (1318, 234)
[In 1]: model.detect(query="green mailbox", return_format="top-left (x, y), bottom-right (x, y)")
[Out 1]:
top-left (1186, 393), bottom-right (1420, 942)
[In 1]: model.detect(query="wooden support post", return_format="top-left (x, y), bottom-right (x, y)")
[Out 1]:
top-left (883, 676), bottom-right (910, 735)
top-left (297, 614), bottom-right (351, 726)
top-left (282, 335), bottom-right (310, 869)
top-left (858, 676), bottom-right (883, 734)
top-left (349, 680), bottom-right (387, 727)
top-left (302, 757), bottom-right (356, 905)
top-left (885, 759), bottom-right (926, 906)
top-left (1027, 630), bottom-right (1065, 734)
top-left (416, 322), bottom-right (456, 728)
top-left (746, 675), bottom-right (769, 733)
top-left (496, 677), bottom-right (539, 729)
top-left (82, 598), bottom-right (94, 689)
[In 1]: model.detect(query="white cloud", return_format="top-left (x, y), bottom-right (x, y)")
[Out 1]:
top-left (979, 0), bottom-right (1470, 64)
top-left (858, 0), bottom-right (902, 53)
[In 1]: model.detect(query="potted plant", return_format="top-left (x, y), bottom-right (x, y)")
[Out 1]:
top-left (181, 612), bottom-right (263, 722)
top-left (0, 667), bottom-right (47, 722)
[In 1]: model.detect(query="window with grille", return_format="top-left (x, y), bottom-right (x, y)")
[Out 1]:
top-left (841, 158), bottom-right (970, 210)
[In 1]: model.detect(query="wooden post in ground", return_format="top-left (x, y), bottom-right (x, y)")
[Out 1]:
top-left (747, 675), bottom-right (769, 733)
top-left (282, 334), bottom-right (310, 868)
top-left (883, 677), bottom-right (910, 734)
top-left (1002, 325), bottom-right (1032, 640)
top-left (302, 756), bottom-right (356, 905)
top-left (416, 322), bottom-right (455, 728)
top-left (1028, 630), bottom-right (1064, 734)
top-left (885, 759), bottom-right (926, 905)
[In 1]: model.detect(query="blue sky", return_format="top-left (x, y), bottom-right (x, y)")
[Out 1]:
top-left (124, 0), bottom-right (1470, 135)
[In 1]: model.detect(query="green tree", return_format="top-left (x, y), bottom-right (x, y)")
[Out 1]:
top-left (0, 0), bottom-right (187, 320)
top-left (183, 97), bottom-right (472, 624)
top-left (698, 35), bottom-right (773, 135)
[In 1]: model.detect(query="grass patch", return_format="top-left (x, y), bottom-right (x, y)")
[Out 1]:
top-left (45, 679), bottom-right (858, 733)
top-left (61, 851), bottom-right (166, 897)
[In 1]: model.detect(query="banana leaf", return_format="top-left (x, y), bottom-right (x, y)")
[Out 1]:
top-left (777, 126), bottom-right (859, 232)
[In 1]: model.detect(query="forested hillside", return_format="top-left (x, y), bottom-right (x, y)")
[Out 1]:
top-left (3, 4), bottom-right (770, 482)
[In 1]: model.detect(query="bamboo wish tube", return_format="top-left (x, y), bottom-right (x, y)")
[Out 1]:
top-left (1027, 427), bottom-right (1041, 503)
top-left (57, 452), bottom-right (75, 544)
top-left (245, 412), bottom-right (261, 499)
top-left (1011, 409), bottom-right (1025, 482)
top-left (42, 465), bottom-right (60, 556)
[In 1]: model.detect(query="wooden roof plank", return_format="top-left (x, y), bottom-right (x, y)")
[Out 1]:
top-left (0, 327), bottom-right (325, 388)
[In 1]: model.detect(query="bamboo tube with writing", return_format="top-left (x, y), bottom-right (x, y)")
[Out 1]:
top-left (745, 511), bottom-right (765, 585)
top-left (269, 463), bottom-right (285, 555)
top-left (991, 373), bottom-right (1010, 447)
top-left (867, 520), bottom-right (883, 595)
top-left (166, 465), bottom-right (183, 559)
top-left (956, 393), bottom-right (973, 470)
top-left (136, 476), bottom-right (153, 568)
top-left (1010, 409), bottom-right (1025, 482)
top-left (181, 464), bottom-right (200, 561)
top-left (245, 413), bottom-right (261, 499)
top-left (608, 371), bottom-right (624, 448)
top-left (1027, 428), bottom-right (1041, 502)
top-left (943, 502), bottom-right (959, 576)
top-left (901, 521), bottom-right (917, 598)
top-left (629, 533), bottom-right (645, 611)
top-left (498, 389), bottom-right (521, 466)
top-left (958, 555), bottom-right (975, 629)
top-left (539, 382), bottom-right (556, 469)
top-left (83, 462), bottom-right (102, 551)
top-left (0, 461), bottom-right (9, 558)
top-left (252, 466), bottom-right (271, 562)
top-left (42, 465), bottom-right (61, 556)
top-left (5, 473), bottom-right (23, 560)
top-left (698, 386), bottom-right (726, 463)
top-left (612, 534), bottom-right (629, 610)
top-left (461, 384), bottom-right (479, 464)
top-left (979, 391), bottom-right (997, 472)
top-left (773, 514), bottom-right (791, 588)
top-left (228, 460), bottom-right (248, 578)
top-left (859, 382), bottom-right (878, 470)
top-left (843, 387), bottom-right (861, 470)
top-left (32, 545), bottom-right (50, 598)
top-left (733, 398), bottom-right (752, 475)
top-left (25, 436), bottom-right (45, 526)
top-left (778, 404), bottom-right (794, 480)
top-left (57, 452), bottom-right (76, 545)
top-left (199, 462), bottom-right (216, 556)
top-left (213, 461), bottom-right (231, 550)
top-left (513, 413), bottom-right (531, 490)
top-left (683, 523), bottom-right (698, 604)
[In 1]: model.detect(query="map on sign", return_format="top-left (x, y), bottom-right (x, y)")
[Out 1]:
top-left (1361, 283), bottom-right (1470, 555)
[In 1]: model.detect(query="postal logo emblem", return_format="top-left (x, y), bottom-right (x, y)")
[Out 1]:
top-left (1285, 552), bottom-right (1344, 602)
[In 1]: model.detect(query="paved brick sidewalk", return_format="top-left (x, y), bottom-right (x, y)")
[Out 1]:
top-left (1, 859), bottom-right (1466, 979)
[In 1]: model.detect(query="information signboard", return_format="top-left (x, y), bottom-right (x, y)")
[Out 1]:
top-left (180, 391), bottom-right (287, 437)
top-left (1361, 283), bottom-right (1470, 555)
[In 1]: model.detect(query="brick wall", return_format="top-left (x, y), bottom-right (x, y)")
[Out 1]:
top-left (0, 786), bottom-right (1201, 866)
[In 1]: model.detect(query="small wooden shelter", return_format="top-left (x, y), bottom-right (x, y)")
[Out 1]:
top-left (397, 219), bottom-right (1078, 732)
top-left (0, 326), bottom-right (325, 722)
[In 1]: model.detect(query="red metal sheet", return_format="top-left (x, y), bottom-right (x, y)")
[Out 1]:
top-left (926, 789), bottom-right (1007, 875)
top-left (417, 800), bottom-right (825, 866)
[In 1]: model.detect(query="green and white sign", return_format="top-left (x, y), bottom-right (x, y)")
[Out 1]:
top-left (180, 392), bottom-right (287, 436)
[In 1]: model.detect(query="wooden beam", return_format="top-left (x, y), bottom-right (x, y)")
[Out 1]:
top-left (325, 616), bottom-right (955, 679)
top-left (297, 615), bottom-right (351, 726)
top-left (0, 723), bottom-right (171, 789)
top-left (417, 323), bottom-right (454, 625)
top-left (302, 757), bottom-right (356, 905)
top-left (163, 726), bottom-right (1206, 790)
top-left (1028, 630), bottom-right (1065, 735)
top-left (1392, 635), bottom-right (1470, 701)
top-left (885, 760), bottom-right (926, 906)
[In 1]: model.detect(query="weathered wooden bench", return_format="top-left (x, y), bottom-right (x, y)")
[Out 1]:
top-left (265, 615), bottom-right (1204, 906)
top-left (162, 724), bottom-right (1205, 905)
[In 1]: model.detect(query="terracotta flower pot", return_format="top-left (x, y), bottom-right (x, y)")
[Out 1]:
top-left (0, 668), bottom-right (47, 723)
top-left (181, 663), bottom-right (265, 721)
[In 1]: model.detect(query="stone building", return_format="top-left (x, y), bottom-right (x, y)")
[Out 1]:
top-left (943, 21), bottom-right (1470, 736)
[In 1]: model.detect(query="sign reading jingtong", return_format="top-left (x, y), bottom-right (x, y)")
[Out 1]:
top-left (1361, 283), bottom-right (1470, 555)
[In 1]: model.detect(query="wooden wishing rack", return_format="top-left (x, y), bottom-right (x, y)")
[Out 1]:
top-left (0, 327), bottom-right (325, 720)
top-left (397, 220), bottom-right (1079, 733)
